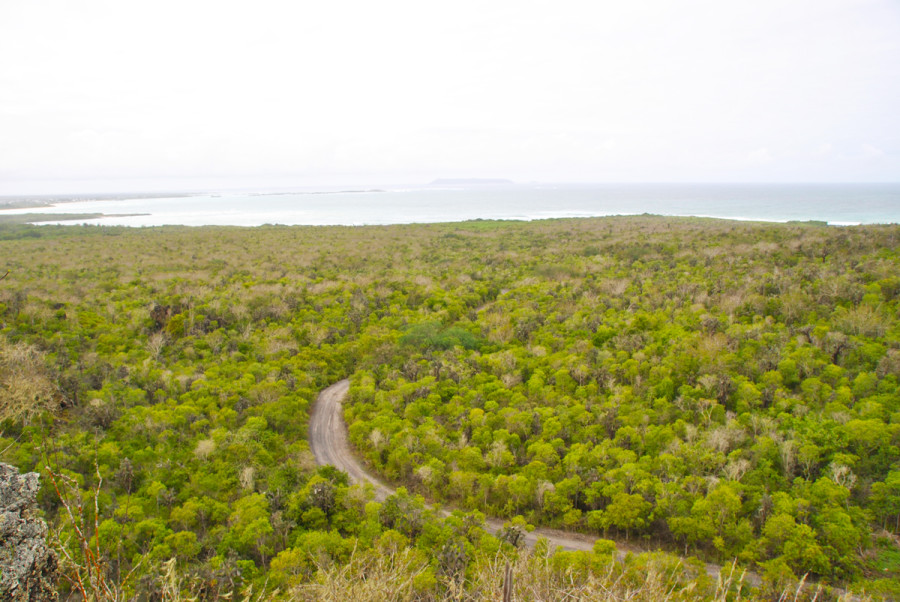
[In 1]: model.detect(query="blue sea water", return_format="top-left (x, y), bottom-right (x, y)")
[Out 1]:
top-left (2, 183), bottom-right (899, 226)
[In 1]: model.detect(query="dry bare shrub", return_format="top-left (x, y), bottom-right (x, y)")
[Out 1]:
top-left (0, 336), bottom-right (60, 423)
top-left (194, 438), bottom-right (215, 460)
top-left (829, 463), bottom-right (857, 491)
top-left (306, 324), bottom-right (331, 347)
top-left (697, 333), bottom-right (731, 359)
top-left (600, 278), bottom-right (630, 298)
top-left (501, 373), bottom-right (522, 388)
top-left (413, 464), bottom-right (434, 489)
top-left (239, 465), bottom-right (256, 491)
top-left (817, 276), bottom-right (864, 306)
top-left (309, 280), bottom-right (341, 295)
top-left (877, 349), bottom-right (900, 377)
top-left (780, 291), bottom-right (811, 324)
top-left (146, 331), bottom-right (168, 361)
top-left (369, 428), bottom-right (387, 452)
top-left (723, 458), bottom-right (751, 482)
top-left (835, 304), bottom-right (888, 338)
top-left (19, 299), bottom-right (52, 328)
top-left (753, 241), bottom-right (779, 255)
top-left (704, 426), bottom-right (743, 455)
top-left (266, 325), bottom-right (299, 356)
top-left (482, 311), bottom-right (513, 344)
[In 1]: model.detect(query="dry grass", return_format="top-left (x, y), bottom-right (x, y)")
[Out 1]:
top-left (0, 335), bottom-right (60, 423)
top-left (286, 546), bottom-right (709, 602)
top-left (280, 543), bottom-right (877, 602)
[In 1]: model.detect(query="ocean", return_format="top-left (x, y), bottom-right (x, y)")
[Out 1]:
top-left (1, 183), bottom-right (898, 227)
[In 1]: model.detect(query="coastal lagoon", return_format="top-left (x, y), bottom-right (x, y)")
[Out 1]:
top-left (2, 182), bottom-right (899, 226)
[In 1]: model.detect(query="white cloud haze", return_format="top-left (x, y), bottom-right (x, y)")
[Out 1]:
top-left (1, 0), bottom-right (898, 193)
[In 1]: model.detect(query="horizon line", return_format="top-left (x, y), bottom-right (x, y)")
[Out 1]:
top-left (3, 179), bottom-right (900, 199)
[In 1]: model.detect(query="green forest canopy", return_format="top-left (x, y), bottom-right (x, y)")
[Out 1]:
top-left (1, 216), bottom-right (899, 600)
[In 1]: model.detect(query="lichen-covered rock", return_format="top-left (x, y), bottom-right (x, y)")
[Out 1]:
top-left (0, 463), bottom-right (59, 602)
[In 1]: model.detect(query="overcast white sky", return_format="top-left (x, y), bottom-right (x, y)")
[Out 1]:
top-left (1, 0), bottom-right (898, 194)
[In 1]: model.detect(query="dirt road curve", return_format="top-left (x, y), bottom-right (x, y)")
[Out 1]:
top-left (308, 379), bottom-right (393, 502)
top-left (308, 379), bottom-right (757, 584)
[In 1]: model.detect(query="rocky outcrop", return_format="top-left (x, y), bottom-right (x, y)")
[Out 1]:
top-left (0, 463), bottom-right (59, 601)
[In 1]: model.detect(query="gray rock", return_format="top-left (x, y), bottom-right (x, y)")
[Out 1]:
top-left (0, 463), bottom-right (59, 602)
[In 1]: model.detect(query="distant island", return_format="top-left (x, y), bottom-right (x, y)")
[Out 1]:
top-left (428, 178), bottom-right (514, 186)
top-left (0, 191), bottom-right (199, 210)
top-left (0, 212), bottom-right (150, 224)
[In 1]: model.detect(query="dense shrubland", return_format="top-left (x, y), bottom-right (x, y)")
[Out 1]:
top-left (1, 216), bottom-right (898, 600)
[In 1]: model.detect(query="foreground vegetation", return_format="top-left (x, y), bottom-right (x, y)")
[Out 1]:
top-left (1, 216), bottom-right (899, 600)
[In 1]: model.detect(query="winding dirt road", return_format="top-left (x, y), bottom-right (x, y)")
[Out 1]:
top-left (308, 379), bottom-right (394, 502)
top-left (308, 380), bottom-right (599, 552)
top-left (308, 379), bottom-right (757, 584)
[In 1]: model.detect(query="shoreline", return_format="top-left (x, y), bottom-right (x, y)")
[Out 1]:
top-left (0, 212), bottom-right (874, 229)
top-left (0, 212), bottom-right (151, 225)
top-left (1, 183), bottom-right (897, 227)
